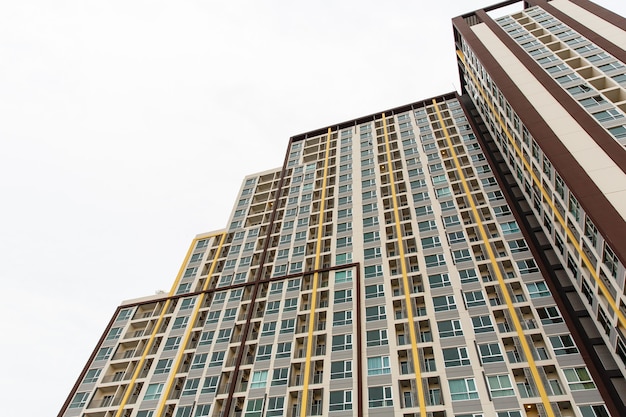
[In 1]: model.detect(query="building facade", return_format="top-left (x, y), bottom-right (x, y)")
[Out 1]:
top-left (59, 1), bottom-right (626, 417)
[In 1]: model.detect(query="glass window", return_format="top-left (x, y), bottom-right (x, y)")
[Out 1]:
top-left (329, 390), bottom-right (353, 412)
top-left (368, 386), bottom-right (393, 408)
top-left (448, 378), bottom-right (479, 401)
top-left (330, 360), bottom-right (353, 379)
top-left (438, 319), bottom-right (462, 338)
top-left (144, 383), bottom-right (164, 400)
top-left (367, 356), bottom-right (391, 375)
top-left (250, 370), bottom-right (268, 388)
top-left (487, 375), bottom-right (515, 397)
top-left (563, 367), bottom-right (596, 390)
top-left (550, 335), bottom-right (579, 355)
top-left (443, 347), bottom-right (470, 367)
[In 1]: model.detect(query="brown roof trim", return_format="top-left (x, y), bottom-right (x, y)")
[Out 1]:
top-left (290, 92), bottom-right (458, 142)
top-left (453, 12), bottom-right (626, 264)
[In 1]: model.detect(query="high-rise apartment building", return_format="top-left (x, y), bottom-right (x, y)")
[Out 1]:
top-left (59, 1), bottom-right (626, 417)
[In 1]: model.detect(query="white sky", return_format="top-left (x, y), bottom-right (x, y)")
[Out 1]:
top-left (1, 1), bottom-right (625, 414)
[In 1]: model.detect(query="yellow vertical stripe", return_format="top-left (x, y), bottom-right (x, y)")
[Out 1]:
top-left (300, 128), bottom-right (332, 417)
top-left (457, 49), bottom-right (626, 333)
top-left (154, 233), bottom-right (226, 416)
top-left (381, 114), bottom-right (427, 416)
top-left (432, 98), bottom-right (555, 417)
top-left (114, 234), bottom-right (220, 417)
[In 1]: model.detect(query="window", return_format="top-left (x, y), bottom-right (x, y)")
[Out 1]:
top-left (433, 295), bottom-right (456, 311)
top-left (579, 405), bottom-right (610, 417)
top-left (172, 316), bottom-right (189, 330)
top-left (266, 397), bottom-right (284, 417)
top-left (429, 273), bottom-right (450, 288)
top-left (276, 342), bottom-right (291, 358)
top-left (366, 305), bottom-right (386, 321)
top-left (494, 205), bottom-right (511, 217)
top-left (368, 386), bottom-right (393, 408)
top-left (116, 308), bottom-right (133, 321)
top-left (256, 344), bottom-right (272, 361)
top-left (163, 336), bottom-right (181, 350)
top-left (330, 360), bottom-right (353, 379)
top-left (421, 236), bottom-right (441, 249)
top-left (563, 367), bottom-right (596, 390)
top-left (280, 319), bottom-right (295, 334)
top-left (609, 125), bottom-right (626, 139)
top-left (459, 268), bottom-right (478, 283)
top-left (425, 254), bottom-right (446, 267)
top-left (365, 284), bottom-right (384, 298)
top-left (223, 308), bottom-right (236, 321)
top-left (418, 220), bottom-right (437, 232)
top-left (603, 244), bottom-right (619, 278)
top-left (261, 321), bottom-right (276, 337)
top-left (287, 278), bottom-right (300, 291)
top-left (337, 222), bottom-right (352, 233)
top-left (95, 347), bottom-right (113, 361)
top-left (332, 334), bottom-right (353, 351)
top-left (83, 368), bottom-right (101, 383)
top-left (199, 331), bottom-right (214, 346)
top-left (487, 375), bottom-right (515, 397)
top-left (338, 208), bottom-right (352, 218)
top-left (508, 239), bottom-right (528, 253)
top-left (364, 265), bottom-right (383, 278)
top-left (363, 231), bottom-right (380, 243)
top-left (537, 306), bottom-right (563, 325)
top-left (444, 215), bottom-right (461, 226)
top-left (366, 329), bottom-right (388, 347)
top-left (272, 368), bottom-right (289, 386)
top-left (266, 301), bottom-right (280, 315)
top-left (453, 249), bottom-right (472, 263)
top-left (330, 390), bottom-right (353, 411)
top-left (106, 327), bottom-right (123, 340)
top-left (144, 383), bottom-right (164, 400)
top-left (526, 281), bottom-right (550, 298)
top-left (245, 399), bottom-right (264, 417)
top-left (593, 108), bottom-right (624, 122)
top-left (182, 378), bottom-right (200, 396)
top-left (443, 347), bottom-right (470, 367)
top-left (270, 282), bottom-right (283, 294)
top-left (216, 328), bottom-right (232, 343)
top-left (478, 343), bottom-right (504, 363)
top-left (438, 319), bottom-right (462, 338)
top-left (201, 376), bottom-right (219, 394)
top-left (550, 335), bottom-right (578, 355)
top-left (448, 231), bottom-right (465, 244)
top-left (363, 216), bottom-right (379, 227)
top-left (190, 353), bottom-right (208, 369)
top-left (250, 370), bottom-right (268, 389)
top-left (333, 310), bottom-right (352, 326)
top-left (334, 289), bottom-right (352, 304)
top-left (415, 205), bottom-right (433, 216)
top-left (284, 298), bottom-right (297, 311)
top-left (472, 315), bottom-right (494, 333)
top-left (487, 190), bottom-right (504, 201)
top-left (501, 221), bottom-right (520, 234)
top-left (210, 351), bottom-right (225, 367)
top-left (464, 290), bottom-right (486, 307)
top-left (367, 356), bottom-right (391, 376)
top-left (338, 196), bottom-right (352, 205)
top-left (335, 270), bottom-right (352, 283)
top-left (69, 392), bottom-right (89, 408)
top-left (449, 378), bottom-right (479, 401)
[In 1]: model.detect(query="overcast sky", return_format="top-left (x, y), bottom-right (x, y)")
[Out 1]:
top-left (1, 1), bottom-right (625, 415)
